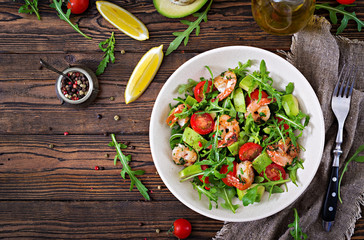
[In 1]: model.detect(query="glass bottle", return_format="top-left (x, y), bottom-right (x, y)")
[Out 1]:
top-left (251, 0), bottom-right (315, 35)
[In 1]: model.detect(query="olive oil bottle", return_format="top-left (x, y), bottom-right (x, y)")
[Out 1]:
top-left (251, 0), bottom-right (315, 35)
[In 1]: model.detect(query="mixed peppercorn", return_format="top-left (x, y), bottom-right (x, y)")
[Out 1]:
top-left (61, 71), bottom-right (89, 100)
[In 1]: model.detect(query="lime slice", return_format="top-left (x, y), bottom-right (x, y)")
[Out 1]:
top-left (96, 1), bottom-right (149, 41)
top-left (125, 45), bottom-right (164, 104)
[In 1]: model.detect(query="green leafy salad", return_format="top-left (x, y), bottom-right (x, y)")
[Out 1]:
top-left (165, 60), bottom-right (310, 213)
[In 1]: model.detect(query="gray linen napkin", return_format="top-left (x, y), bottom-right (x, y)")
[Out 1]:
top-left (214, 16), bottom-right (364, 240)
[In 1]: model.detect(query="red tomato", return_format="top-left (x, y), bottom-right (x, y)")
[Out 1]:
top-left (190, 112), bottom-right (214, 135)
top-left (260, 163), bottom-right (286, 181)
top-left (245, 89), bottom-right (269, 106)
top-left (239, 142), bottom-right (263, 161)
top-left (67, 0), bottom-right (89, 14)
top-left (198, 165), bottom-right (210, 190)
top-left (276, 117), bottom-right (289, 130)
top-left (172, 218), bottom-right (192, 239)
top-left (194, 81), bottom-right (212, 102)
top-left (220, 162), bottom-right (237, 187)
top-left (336, 0), bottom-right (356, 4)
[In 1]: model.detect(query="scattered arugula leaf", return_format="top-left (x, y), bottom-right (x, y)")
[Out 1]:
top-left (315, 3), bottom-right (363, 34)
top-left (16, 0), bottom-right (41, 20)
top-left (288, 208), bottom-right (307, 240)
top-left (96, 32), bottom-right (116, 76)
top-left (285, 82), bottom-right (294, 94)
top-left (50, 0), bottom-right (92, 39)
top-left (338, 144), bottom-right (364, 203)
top-left (109, 133), bottom-right (150, 200)
top-left (165, 0), bottom-right (213, 56)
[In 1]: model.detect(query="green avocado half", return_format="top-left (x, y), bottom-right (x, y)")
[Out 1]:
top-left (153, 0), bottom-right (208, 18)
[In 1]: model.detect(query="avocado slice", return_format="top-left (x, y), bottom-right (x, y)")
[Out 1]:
top-left (236, 184), bottom-right (265, 202)
top-left (282, 94), bottom-right (300, 117)
top-left (252, 151), bottom-right (272, 174)
top-left (182, 127), bottom-right (208, 152)
top-left (238, 75), bottom-right (258, 93)
top-left (153, 0), bottom-right (208, 18)
top-left (185, 95), bottom-right (198, 106)
top-left (233, 88), bottom-right (246, 113)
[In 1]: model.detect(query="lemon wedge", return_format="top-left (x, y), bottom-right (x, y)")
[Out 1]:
top-left (96, 1), bottom-right (149, 41)
top-left (125, 45), bottom-right (164, 104)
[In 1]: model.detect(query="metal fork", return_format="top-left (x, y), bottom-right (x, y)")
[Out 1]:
top-left (322, 64), bottom-right (356, 232)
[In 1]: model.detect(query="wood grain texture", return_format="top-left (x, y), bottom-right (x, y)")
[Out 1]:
top-left (1, 0), bottom-right (364, 238)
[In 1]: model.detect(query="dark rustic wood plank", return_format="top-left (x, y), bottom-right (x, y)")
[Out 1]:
top-left (0, 134), bottom-right (177, 200)
top-left (0, 200), bottom-right (223, 239)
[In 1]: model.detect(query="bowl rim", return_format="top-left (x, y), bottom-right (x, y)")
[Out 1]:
top-left (150, 45), bottom-right (325, 222)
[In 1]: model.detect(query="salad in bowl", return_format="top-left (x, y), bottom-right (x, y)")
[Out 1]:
top-left (166, 60), bottom-right (309, 213)
top-left (149, 46), bottom-right (324, 221)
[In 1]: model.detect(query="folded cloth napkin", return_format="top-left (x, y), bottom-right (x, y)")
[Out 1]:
top-left (214, 16), bottom-right (364, 240)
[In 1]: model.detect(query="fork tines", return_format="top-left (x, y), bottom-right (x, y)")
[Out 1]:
top-left (333, 64), bottom-right (356, 98)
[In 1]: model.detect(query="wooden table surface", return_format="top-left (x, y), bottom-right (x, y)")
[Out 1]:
top-left (1, 0), bottom-right (363, 239)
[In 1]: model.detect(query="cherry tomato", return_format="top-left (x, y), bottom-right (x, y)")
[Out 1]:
top-left (276, 117), bottom-right (289, 130)
top-left (190, 112), bottom-right (214, 135)
top-left (198, 165), bottom-right (211, 190)
top-left (220, 162), bottom-right (237, 187)
top-left (171, 218), bottom-right (192, 239)
top-left (260, 163), bottom-right (286, 181)
top-left (336, 0), bottom-right (356, 4)
top-left (67, 0), bottom-right (89, 14)
top-left (194, 81), bottom-right (212, 102)
top-left (239, 142), bottom-right (263, 161)
top-left (245, 89), bottom-right (269, 106)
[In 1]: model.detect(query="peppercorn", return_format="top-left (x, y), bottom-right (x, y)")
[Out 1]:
top-left (48, 144), bottom-right (54, 149)
top-left (109, 96), bottom-right (115, 101)
top-left (114, 115), bottom-right (120, 121)
top-left (64, 132), bottom-right (69, 136)
top-left (95, 166), bottom-right (100, 170)
top-left (60, 71), bottom-right (89, 101)
top-left (97, 114), bottom-right (103, 119)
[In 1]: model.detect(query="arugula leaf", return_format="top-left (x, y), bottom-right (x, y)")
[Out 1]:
top-left (216, 188), bottom-right (239, 213)
top-left (288, 208), bottom-right (308, 240)
top-left (178, 79), bottom-right (198, 95)
top-left (315, 3), bottom-right (363, 34)
top-left (16, 0), bottom-right (41, 20)
top-left (285, 82), bottom-right (294, 94)
top-left (166, 0), bottom-right (213, 56)
top-left (338, 144), bottom-right (364, 203)
top-left (110, 133), bottom-right (150, 200)
top-left (50, 0), bottom-right (92, 39)
top-left (96, 32), bottom-right (116, 76)
top-left (242, 186), bottom-right (258, 206)
top-left (287, 158), bottom-right (304, 186)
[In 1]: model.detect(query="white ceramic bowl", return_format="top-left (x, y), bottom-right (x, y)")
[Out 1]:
top-left (149, 46), bottom-right (325, 222)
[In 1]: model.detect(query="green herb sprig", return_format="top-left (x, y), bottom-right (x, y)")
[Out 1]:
top-left (16, 0), bottom-right (41, 20)
top-left (288, 208), bottom-right (308, 240)
top-left (315, 3), bottom-right (363, 34)
top-left (338, 144), bottom-right (364, 203)
top-left (96, 32), bottom-right (116, 76)
top-left (166, 0), bottom-right (213, 56)
top-left (50, 0), bottom-right (92, 39)
top-left (109, 133), bottom-right (150, 200)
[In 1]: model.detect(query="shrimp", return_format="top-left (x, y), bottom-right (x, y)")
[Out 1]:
top-left (214, 114), bottom-right (240, 148)
top-left (245, 98), bottom-right (271, 122)
top-left (266, 137), bottom-right (300, 167)
top-left (172, 143), bottom-right (198, 167)
top-left (235, 161), bottom-right (255, 190)
top-left (213, 71), bottom-right (237, 101)
top-left (166, 104), bottom-right (190, 127)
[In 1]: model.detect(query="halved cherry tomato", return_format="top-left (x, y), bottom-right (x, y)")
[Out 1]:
top-left (190, 112), bottom-right (214, 135)
top-left (239, 142), bottom-right (263, 161)
top-left (171, 218), bottom-right (192, 239)
top-left (194, 81), bottom-right (212, 102)
top-left (260, 163), bottom-right (286, 181)
top-left (245, 89), bottom-right (269, 106)
top-left (67, 0), bottom-right (89, 14)
top-left (276, 117), bottom-right (289, 130)
top-left (336, 0), bottom-right (356, 4)
top-left (198, 165), bottom-right (210, 190)
top-left (220, 162), bottom-right (237, 187)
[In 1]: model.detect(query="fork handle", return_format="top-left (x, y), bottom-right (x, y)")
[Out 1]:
top-left (322, 165), bottom-right (339, 231)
